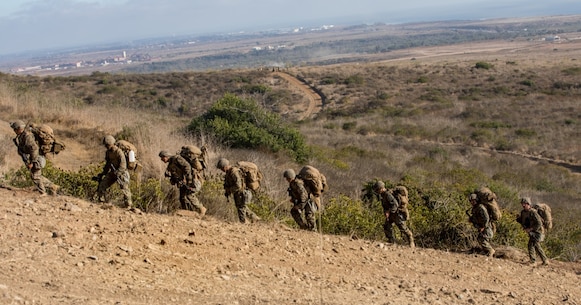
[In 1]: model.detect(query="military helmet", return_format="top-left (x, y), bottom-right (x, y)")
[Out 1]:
top-left (10, 120), bottom-right (26, 130)
top-left (469, 193), bottom-right (478, 201)
top-left (520, 197), bottom-right (532, 205)
top-left (158, 150), bottom-right (171, 158)
top-left (373, 181), bottom-right (385, 191)
top-left (216, 158), bottom-right (230, 169)
top-left (103, 135), bottom-right (116, 146)
top-left (283, 169), bottom-right (296, 180)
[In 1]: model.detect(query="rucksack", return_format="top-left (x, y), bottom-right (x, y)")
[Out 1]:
top-left (533, 203), bottom-right (553, 231)
top-left (30, 124), bottom-right (65, 156)
top-left (235, 161), bottom-right (263, 191)
top-left (392, 185), bottom-right (409, 210)
top-left (297, 165), bottom-right (328, 196)
top-left (474, 187), bottom-right (502, 222)
top-left (115, 140), bottom-right (138, 170)
top-left (180, 145), bottom-right (206, 171)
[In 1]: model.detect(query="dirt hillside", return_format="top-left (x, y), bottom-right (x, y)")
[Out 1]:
top-left (0, 185), bottom-right (580, 305)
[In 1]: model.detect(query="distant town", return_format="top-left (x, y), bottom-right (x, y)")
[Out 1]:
top-left (4, 24), bottom-right (336, 75)
top-left (8, 51), bottom-right (150, 74)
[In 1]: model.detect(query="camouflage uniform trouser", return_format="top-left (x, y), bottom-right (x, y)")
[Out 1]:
top-left (384, 213), bottom-right (414, 246)
top-left (477, 226), bottom-right (494, 255)
top-left (30, 167), bottom-right (56, 195)
top-left (528, 232), bottom-right (548, 263)
top-left (97, 170), bottom-right (132, 207)
top-left (291, 199), bottom-right (317, 231)
top-left (233, 189), bottom-right (259, 223)
top-left (179, 184), bottom-right (204, 213)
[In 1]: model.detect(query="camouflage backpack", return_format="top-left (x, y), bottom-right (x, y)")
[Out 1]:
top-left (393, 185), bottom-right (409, 210)
top-left (115, 140), bottom-right (139, 170)
top-left (30, 124), bottom-right (65, 156)
top-left (533, 203), bottom-right (553, 231)
top-left (235, 161), bottom-right (263, 191)
top-left (474, 186), bottom-right (502, 222)
top-left (180, 145), bottom-right (206, 171)
top-left (297, 165), bottom-right (328, 196)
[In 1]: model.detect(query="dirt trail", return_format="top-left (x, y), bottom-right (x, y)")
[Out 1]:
top-left (0, 186), bottom-right (580, 305)
top-left (273, 71), bottom-right (323, 120)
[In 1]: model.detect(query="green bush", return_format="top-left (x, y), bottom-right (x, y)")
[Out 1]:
top-left (321, 194), bottom-right (384, 239)
top-left (475, 61), bottom-right (493, 69)
top-left (188, 93), bottom-right (311, 162)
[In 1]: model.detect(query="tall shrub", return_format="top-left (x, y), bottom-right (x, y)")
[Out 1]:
top-left (188, 93), bottom-right (310, 162)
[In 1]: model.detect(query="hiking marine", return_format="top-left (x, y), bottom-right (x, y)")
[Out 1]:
top-left (10, 120), bottom-right (59, 196)
top-left (284, 169), bottom-right (316, 231)
top-left (467, 193), bottom-right (495, 257)
top-left (517, 197), bottom-right (549, 266)
top-left (94, 135), bottom-right (132, 207)
top-left (374, 181), bottom-right (414, 247)
top-left (217, 158), bottom-right (260, 223)
top-left (159, 150), bottom-right (206, 216)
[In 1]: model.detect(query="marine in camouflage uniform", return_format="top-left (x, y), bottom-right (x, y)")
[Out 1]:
top-left (518, 197), bottom-right (548, 265)
top-left (217, 158), bottom-right (259, 223)
top-left (95, 135), bottom-right (132, 207)
top-left (284, 169), bottom-right (316, 231)
top-left (467, 193), bottom-right (495, 257)
top-left (159, 151), bottom-right (206, 216)
top-left (10, 120), bottom-right (59, 195)
top-left (374, 181), bottom-right (414, 247)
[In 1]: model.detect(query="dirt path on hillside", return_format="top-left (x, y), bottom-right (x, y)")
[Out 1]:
top-left (0, 186), bottom-right (580, 305)
top-left (273, 72), bottom-right (323, 120)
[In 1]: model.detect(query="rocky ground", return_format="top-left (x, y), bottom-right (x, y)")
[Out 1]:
top-left (0, 186), bottom-right (580, 305)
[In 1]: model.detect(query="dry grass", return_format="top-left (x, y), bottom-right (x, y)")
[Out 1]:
top-left (1, 40), bottom-right (580, 257)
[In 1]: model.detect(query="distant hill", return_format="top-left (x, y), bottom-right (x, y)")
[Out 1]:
top-left (2, 15), bottom-right (581, 75)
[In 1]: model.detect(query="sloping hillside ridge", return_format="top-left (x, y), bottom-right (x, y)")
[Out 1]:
top-left (0, 186), bottom-right (580, 305)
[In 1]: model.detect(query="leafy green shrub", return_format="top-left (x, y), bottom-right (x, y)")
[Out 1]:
top-left (475, 61), bottom-right (493, 69)
top-left (43, 162), bottom-right (102, 199)
top-left (343, 74), bottom-right (365, 85)
top-left (188, 93), bottom-right (311, 162)
top-left (515, 128), bottom-right (537, 137)
top-left (321, 194), bottom-right (384, 239)
top-left (132, 178), bottom-right (170, 213)
top-left (320, 76), bottom-right (338, 85)
top-left (240, 84), bottom-right (271, 94)
top-left (416, 76), bottom-right (429, 83)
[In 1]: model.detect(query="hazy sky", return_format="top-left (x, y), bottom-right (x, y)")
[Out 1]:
top-left (1, 0), bottom-right (580, 56)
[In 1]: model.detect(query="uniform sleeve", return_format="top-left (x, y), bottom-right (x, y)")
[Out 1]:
top-left (381, 192), bottom-right (399, 214)
top-left (473, 205), bottom-right (489, 229)
top-left (117, 148), bottom-right (127, 171)
top-left (233, 168), bottom-right (244, 191)
top-left (529, 210), bottom-right (543, 232)
top-left (24, 132), bottom-right (39, 163)
top-left (177, 157), bottom-right (192, 182)
top-left (290, 180), bottom-right (308, 203)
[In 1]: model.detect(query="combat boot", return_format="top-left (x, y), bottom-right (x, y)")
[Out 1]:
top-left (199, 206), bottom-right (207, 217)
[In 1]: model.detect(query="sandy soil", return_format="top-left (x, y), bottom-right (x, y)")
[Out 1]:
top-left (0, 185), bottom-right (580, 305)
